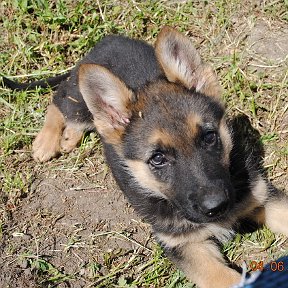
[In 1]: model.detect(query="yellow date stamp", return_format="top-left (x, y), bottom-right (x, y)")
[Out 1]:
top-left (249, 260), bottom-right (286, 272)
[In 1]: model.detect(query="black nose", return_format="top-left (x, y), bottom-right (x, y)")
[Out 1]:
top-left (199, 198), bottom-right (229, 218)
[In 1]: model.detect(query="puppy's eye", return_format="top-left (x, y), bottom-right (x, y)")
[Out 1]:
top-left (149, 152), bottom-right (168, 167)
top-left (203, 131), bottom-right (217, 146)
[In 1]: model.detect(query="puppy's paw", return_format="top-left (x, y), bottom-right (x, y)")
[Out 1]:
top-left (217, 269), bottom-right (242, 288)
top-left (60, 126), bottom-right (83, 153)
top-left (195, 264), bottom-right (242, 288)
top-left (264, 199), bottom-right (288, 236)
top-left (32, 128), bottom-right (61, 162)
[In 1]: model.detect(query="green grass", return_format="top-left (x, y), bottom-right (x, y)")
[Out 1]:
top-left (1, 0), bottom-right (288, 287)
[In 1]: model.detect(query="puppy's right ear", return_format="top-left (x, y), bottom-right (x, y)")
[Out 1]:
top-left (78, 64), bottom-right (133, 145)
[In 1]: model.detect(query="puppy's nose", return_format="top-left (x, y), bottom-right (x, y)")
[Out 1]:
top-left (199, 198), bottom-right (229, 218)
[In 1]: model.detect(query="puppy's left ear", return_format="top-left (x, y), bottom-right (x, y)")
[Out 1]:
top-left (155, 26), bottom-right (221, 98)
top-left (79, 64), bottom-right (133, 145)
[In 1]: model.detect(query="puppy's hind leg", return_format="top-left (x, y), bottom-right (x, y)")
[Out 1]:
top-left (255, 196), bottom-right (288, 236)
top-left (60, 122), bottom-right (87, 153)
top-left (33, 103), bottom-right (65, 162)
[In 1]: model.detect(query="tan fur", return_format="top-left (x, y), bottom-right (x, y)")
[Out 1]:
top-left (219, 119), bottom-right (233, 166)
top-left (180, 241), bottom-right (241, 288)
top-left (32, 103), bottom-right (64, 162)
top-left (60, 122), bottom-right (87, 153)
top-left (262, 198), bottom-right (288, 235)
top-left (186, 113), bottom-right (201, 139)
top-left (126, 159), bottom-right (169, 198)
top-left (155, 26), bottom-right (222, 98)
top-left (149, 129), bottom-right (175, 148)
top-left (251, 177), bottom-right (269, 204)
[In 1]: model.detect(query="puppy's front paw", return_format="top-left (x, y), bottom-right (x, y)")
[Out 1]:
top-left (32, 128), bottom-right (61, 162)
top-left (195, 265), bottom-right (242, 288)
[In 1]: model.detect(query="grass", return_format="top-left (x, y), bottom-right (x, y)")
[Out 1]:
top-left (1, 0), bottom-right (288, 287)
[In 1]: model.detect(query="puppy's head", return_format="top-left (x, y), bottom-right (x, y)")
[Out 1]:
top-left (79, 27), bottom-right (234, 224)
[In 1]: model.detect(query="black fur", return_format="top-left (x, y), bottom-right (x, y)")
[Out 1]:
top-left (2, 72), bottom-right (70, 91)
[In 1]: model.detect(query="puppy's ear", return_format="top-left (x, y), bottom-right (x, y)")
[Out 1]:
top-left (79, 64), bottom-right (133, 144)
top-left (155, 26), bottom-right (221, 98)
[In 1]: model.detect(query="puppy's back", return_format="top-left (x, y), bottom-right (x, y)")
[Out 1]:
top-left (78, 35), bottom-right (163, 90)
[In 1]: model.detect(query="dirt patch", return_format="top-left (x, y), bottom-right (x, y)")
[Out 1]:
top-left (247, 20), bottom-right (288, 64)
top-left (246, 20), bottom-right (288, 191)
top-left (0, 162), bottom-right (151, 287)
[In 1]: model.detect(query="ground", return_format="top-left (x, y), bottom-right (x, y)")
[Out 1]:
top-left (0, 1), bottom-right (287, 287)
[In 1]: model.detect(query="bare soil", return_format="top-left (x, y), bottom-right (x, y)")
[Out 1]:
top-left (0, 148), bottom-right (152, 287)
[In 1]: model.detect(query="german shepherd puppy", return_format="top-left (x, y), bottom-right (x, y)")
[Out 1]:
top-left (3, 27), bottom-right (288, 288)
